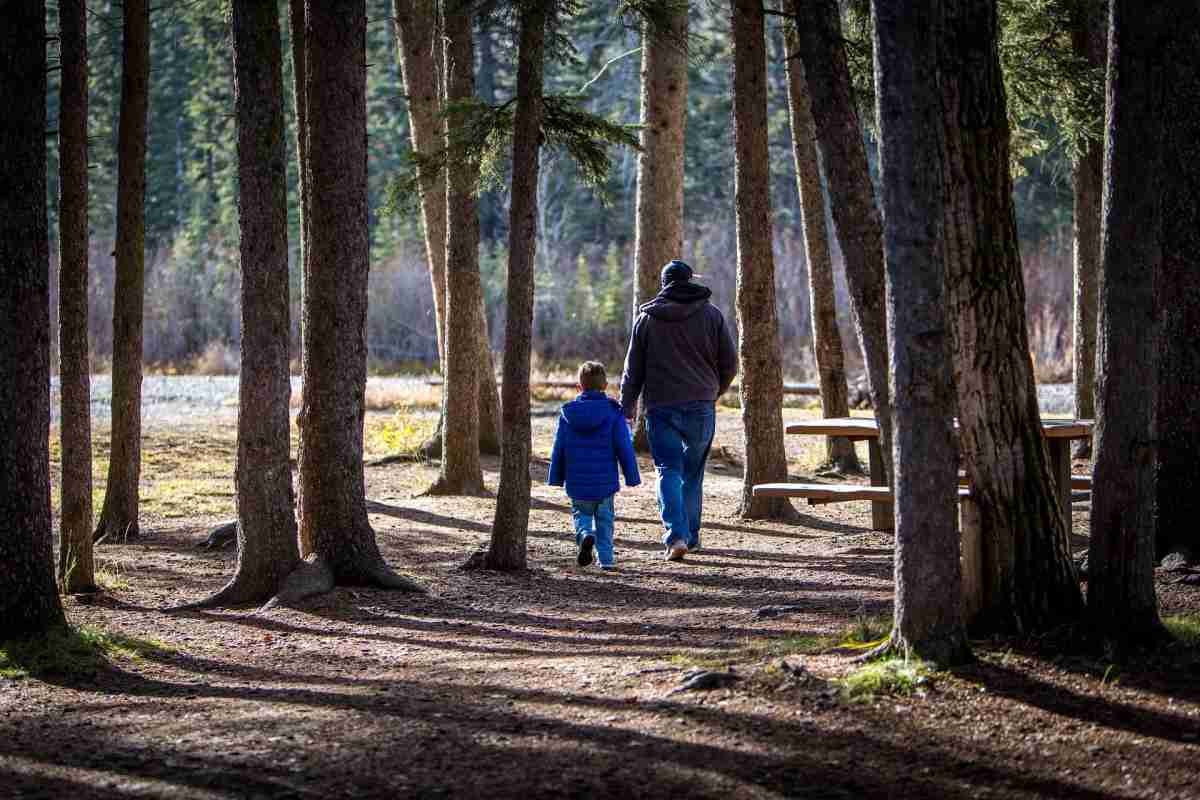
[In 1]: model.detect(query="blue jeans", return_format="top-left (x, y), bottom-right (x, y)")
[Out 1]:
top-left (571, 495), bottom-right (615, 566)
top-left (646, 401), bottom-right (716, 549)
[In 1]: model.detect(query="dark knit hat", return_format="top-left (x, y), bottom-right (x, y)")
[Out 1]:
top-left (660, 259), bottom-right (701, 287)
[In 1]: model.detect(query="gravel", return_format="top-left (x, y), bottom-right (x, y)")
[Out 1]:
top-left (51, 375), bottom-right (1077, 428)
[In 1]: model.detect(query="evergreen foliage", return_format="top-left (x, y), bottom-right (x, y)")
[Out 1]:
top-left (43, 0), bottom-right (1084, 374)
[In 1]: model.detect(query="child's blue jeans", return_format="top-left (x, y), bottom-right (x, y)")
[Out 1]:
top-left (571, 495), bottom-right (615, 566)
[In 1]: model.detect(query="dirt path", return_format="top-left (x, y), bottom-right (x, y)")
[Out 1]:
top-left (5, 405), bottom-right (1200, 798)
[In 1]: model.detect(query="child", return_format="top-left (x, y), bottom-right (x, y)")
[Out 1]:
top-left (548, 361), bottom-right (641, 569)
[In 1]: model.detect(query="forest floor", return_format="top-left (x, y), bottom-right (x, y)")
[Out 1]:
top-left (4, 394), bottom-right (1200, 799)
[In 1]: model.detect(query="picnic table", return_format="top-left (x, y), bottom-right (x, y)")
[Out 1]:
top-left (765, 416), bottom-right (1093, 621)
top-left (781, 417), bottom-right (1093, 533)
top-left (426, 377), bottom-right (822, 396)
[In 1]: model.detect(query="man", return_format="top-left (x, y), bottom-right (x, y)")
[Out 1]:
top-left (620, 260), bottom-right (738, 561)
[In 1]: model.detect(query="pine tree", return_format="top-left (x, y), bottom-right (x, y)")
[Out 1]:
top-left (57, 0), bottom-right (97, 593)
top-left (938, 0), bottom-right (1083, 633)
top-left (479, 0), bottom-right (553, 571)
top-left (871, 0), bottom-right (970, 666)
top-left (732, 0), bottom-right (795, 521)
top-left (185, 0), bottom-right (301, 608)
top-left (0, 0), bottom-right (67, 639)
top-left (284, 0), bottom-right (424, 603)
top-left (95, 0), bottom-right (151, 544)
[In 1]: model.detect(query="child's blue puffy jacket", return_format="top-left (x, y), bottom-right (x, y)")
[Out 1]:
top-left (548, 390), bottom-right (641, 502)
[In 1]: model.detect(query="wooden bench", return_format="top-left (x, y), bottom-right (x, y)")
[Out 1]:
top-left (427, 378), bottom-right (822, 396)
top-left (956, 472), bottom-right (1092, 491)
top-left (753, 482), bottom-right (973, 504)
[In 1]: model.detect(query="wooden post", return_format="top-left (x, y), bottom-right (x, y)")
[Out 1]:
top-left (960, 495), bottom-right (983, 626)
top-left (1046, 438), bottom-right (1074, 538)
top-left (868, 439), bottom-right (895, 531)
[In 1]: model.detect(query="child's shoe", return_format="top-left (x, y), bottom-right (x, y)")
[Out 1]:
top-left (599, 563), bottom-right (615, 571)
top-left (577, 534), bottom-right (596, 566)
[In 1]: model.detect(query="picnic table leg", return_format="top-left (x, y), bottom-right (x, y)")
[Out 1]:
top-left (959, 495), bottom-right (984, 626)
top-left (867, 439), bottom-right (895, 532)
top-left (1046, 438), bottom-right (1073, 537)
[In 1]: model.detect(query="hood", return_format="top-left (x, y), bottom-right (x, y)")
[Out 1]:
top-left (639, 282), bottom-right (713, 322)
top-left (560, 391), bottom-right (621, 433)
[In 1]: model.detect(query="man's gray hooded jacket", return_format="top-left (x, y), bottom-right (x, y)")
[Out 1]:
top-left (619, 282), bottom-right (738, 419)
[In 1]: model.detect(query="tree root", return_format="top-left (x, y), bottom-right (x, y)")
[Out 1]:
top-left (856, 629), bottom-right (975, 667)
top-left (360, 560), bottom-right (427, 593)
top-left (93, 519), bottom-right (139, 545)
top-left (421, 476), bottom-right (486, 497)
top-left (166, 572), bottom-right (279, 612)
top-left (366, 452), bottom-right (425, 467)
top-left (253, 554), bottom-right (427, 614)
top-left (460, 549), bottom-right (528, 572)
top-left (255, 557), bottom-right (337, 614)
top-left (196, 520), bottom-right (238, 549)
top-left (739, 497), bottom-right (802, 523)
top-left (461, 550), bottom-right (489, 571)
top-left (856, 632), bottom-right (902, 663)
top-left (418, 431), bottom-right (443, 460)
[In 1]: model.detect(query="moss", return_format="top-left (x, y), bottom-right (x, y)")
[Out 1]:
top-left (840, 658), bottom-right (931, 702)
top-left (1165, 614), bottom-right (1200, 648)
top-left (0, 625), bottom-right (172, 680)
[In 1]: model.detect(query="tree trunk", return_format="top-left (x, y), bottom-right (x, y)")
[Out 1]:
top-left (631, 8), bottom-right (688, 452)
top-left (480, 0), bottom-right (550, 571)
top-left (790, 0), bottom-right (893, 486)
top-left (939, 0), bottom-right (1083, 634)
top-left (395, 0), bottom-right (448, 366)
top-left (1070, 0), bottom-right (1105, 459)
top-left (0, 0), bottom-right (67, 639)
top-left (870, 0), bottom-right (970, 666)
top-left (57, 0), bottom-right (96, 594)
top-left (731, 0), bottom-right (795, 521)
top-left (428, 3), bottom-right (485, 495)
top-left (287, 0), bottom-right (312, 555)
top-left (95, 0), bottom-right (150, 544)
top-left (1154, 9), bottom-right (1200, 564)
top-left (476, 306), bottom-right (502, 455)
top-left (291, 0), bottom-right (422, 598)
top-left (394, 2), bottom-right (501, 462)
top-left (190, 0), bottom-right (301, 608)
top-left (783, 27), bottom-right (859, 475)
top-left (1088, 0), bottom-right (1175, 646)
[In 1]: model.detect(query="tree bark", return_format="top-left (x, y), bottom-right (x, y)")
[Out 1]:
top-left (57, 0), bottom-right (97, 593)
top-left (783, 27), bottom-right (859, 475)
top-left (1070, 0), bottom-right (1105, 458)
top-left (287, 0), bottom-right (311, 555)
top-left (480, 0), bottom-right (550, 571)
top-left (428, 2), bottom-right (485, 495)
top-left (939, 0), bottom-right (1083, 634)
top-left (631, 8), bottom-right (688, 452)
top-left (395, 0), bottom-right (448, 368)
top-left (731, 0), bottom-right (795, 521)
top-left (1154, 8), bottom-right (1200, 564)
top-left (292, 0), bottom-right (423, 599)
top-left (187, 0), bottom-right (302, 609)
top-left (95, 0), bottom-right (150, 544)
top-left (0, 0), bottom-right (67, 639)
top-left (1088, 0), bottom-right (1175, 646)
top-left (790, 0), bottom-right (894, 486)
top-left (394, 3), bottom-right (502, 461)
top-left (870, 0), bottom-right (970, 666)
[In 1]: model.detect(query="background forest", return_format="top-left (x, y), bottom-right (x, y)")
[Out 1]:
top-left (45, 0), bottom-right (1074, 377)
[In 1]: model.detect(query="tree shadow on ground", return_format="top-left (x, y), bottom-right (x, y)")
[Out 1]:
top-left (959, 659), bottom-right (1200, 745)
top-left (3, 655), bottom-right (1136, 800)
